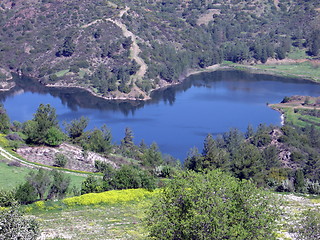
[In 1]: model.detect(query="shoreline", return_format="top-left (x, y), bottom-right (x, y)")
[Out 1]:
top-left (4, 61), bottom-right (320, 102)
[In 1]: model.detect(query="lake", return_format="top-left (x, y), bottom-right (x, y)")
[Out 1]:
top-left (1, 69), bottom-right (320, 160)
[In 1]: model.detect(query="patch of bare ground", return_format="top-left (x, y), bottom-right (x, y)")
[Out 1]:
top-left (269, 128), bottom-right (297, 169)
top-left (0, 67), bottom-right (14, 91)
top-left (16, 143), bottom-right (119, 172)
top-left (274, 0), bottom-right (280, 10)
top-left (196, 9), bottom-right (220, 26)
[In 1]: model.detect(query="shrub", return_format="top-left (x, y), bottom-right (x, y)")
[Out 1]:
top-left (54, 153), bottom-right (68, 168)
top-left (45, 126), bottom-right (65, 146)
top-left (15, 182), bottom-right (38, 205)
top-left (296, 209), bottom-right (320, 240)
top-left (0, 205), bottom-right (39, 239)
top-left (146, 170), bottom-right (281, 240)
top-left (0, 189), bottom-right (16, 207)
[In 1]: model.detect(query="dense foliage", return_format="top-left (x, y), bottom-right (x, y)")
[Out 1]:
top-left (0, 205), bottom-right (39, 239)
top-left (146, 170), bottom-right (281, 240)
top-left (185, 123), bottom-right (320, 194)
top-left (0, 0), bottom-right (318, 98)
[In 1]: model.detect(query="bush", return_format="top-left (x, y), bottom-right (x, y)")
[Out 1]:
top-left (45, 126), bottom-right (65, 146)
top-left (54, 153), bottom-right (68, 168)
top-left (0, 189), bottom-right (16, 207)
top-left (0, 205), bottom-right (39, 239)
top-left (15, 182), bottom-right (38, 205)
top-left (146, 170), bottom-right (281, 240)
top-left (296, 209), bottom-right (320, 240)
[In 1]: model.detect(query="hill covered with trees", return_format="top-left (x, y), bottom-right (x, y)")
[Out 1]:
top-left (0, 0), bottom-right (319, 99)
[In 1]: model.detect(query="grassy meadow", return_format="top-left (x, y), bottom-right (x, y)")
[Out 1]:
top-left (25, 189), bottom-right (157, 239)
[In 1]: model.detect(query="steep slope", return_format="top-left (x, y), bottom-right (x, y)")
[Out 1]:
top-left (0, 0), bottom-right (319, 99)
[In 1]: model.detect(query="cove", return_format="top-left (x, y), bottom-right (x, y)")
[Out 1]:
top-left (1, 69), bottom-right (320, 160)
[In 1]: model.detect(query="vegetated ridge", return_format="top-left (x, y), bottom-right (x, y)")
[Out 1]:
top-left (0, 0), bottom-right (319, 100)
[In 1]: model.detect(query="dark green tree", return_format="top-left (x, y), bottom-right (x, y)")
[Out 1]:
top-left (86, 125), bottom-right (112, 154)
top-left (56, 36), bottom-right (75, 57)
top-left (202, 134), bottom-right (229, 170)
top-left (24, 104), bottom-right (59, 144)
top-left (184, 147), bottom-right (204, 172)
top-left (230, 143), bottom-right (263, 180)
top-left (64, 116), bottom-right (89, 141)
top-left (26, 169), bottom-right (52, 200)
top-left (0, 104), bottom-right (10, 134)
top-left (121, 127), bottom-right (134, 149)
top-left (294, 169), bottom-right (305, 193)
top-left (47, 170), bottom-right (71, 199)
top-left (143, 142), bottom-right (163, 167)
top-left (81, 176), bottom-right (104, 194)
top-left (15, 182), bottom-right (38, 205)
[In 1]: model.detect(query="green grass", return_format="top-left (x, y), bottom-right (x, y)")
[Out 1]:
top-left (223, 60), bottom-right (320, 82)
top-left (0, 160), bottom-right (85, 191)
top-left (55, 69), bottom-right (70, 77)
top-left (270, 105), bottom-right (320, 129)
top-left (25, 189), bottom-right (156, 239)
top-left (254, 62), bottom-right (320, 82)
top-left (287, 47), bottom-right (308, 60)
top-left (78, 69), bottom-right (87, 78)
top-left (0, 161), bottom-right (31, 190)
top-left (32, 203), bottom-right (148, 239)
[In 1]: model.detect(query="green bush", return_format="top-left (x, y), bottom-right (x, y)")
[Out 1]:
top-left (146, 170), bottom-right (281, 240)
top-left (0, 189), bottom-right (16, 207)
top-left (54, 153), bottom-right (68, 168)
top-left (296, 209), bottom-right (320, 240)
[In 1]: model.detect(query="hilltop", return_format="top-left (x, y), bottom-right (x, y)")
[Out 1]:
top-left (0, 0), bottom-right (319, 99)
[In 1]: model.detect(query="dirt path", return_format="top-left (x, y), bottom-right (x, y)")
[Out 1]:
top-left (107, 18), bottom-right (147, 79)
top-left (81, 6), bottom-right (147, 80)
top-left (0, 146), bottom-right (49, 170)
top-left (0, 146), bottom-right (90, 177)
top-left (274, 0), bottom-right (280, 10)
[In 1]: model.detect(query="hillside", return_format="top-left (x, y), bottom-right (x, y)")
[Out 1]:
top-left (0, 0), bottom-right (319, 99)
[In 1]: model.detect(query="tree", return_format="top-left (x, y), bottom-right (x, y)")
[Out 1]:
top-left (81, 175), bottom-right (104, 194)
top-left (24, 104), bottom-right (59, 144)
top-left (184, 147), bottom-right (203, 172)
top-left (56, 36), bottom-right (75, 57)
top-left (294, 169), bottom-right (305, 193)
top-left (86, 125), bottom-right (112, 154)
top-left (47, 170), bottom-right (70, 199)
top-left (202, 134), bottom-right (229, 170)
top-left (54, 153), bottom-right (68, 167)
top-left (121, 127), bottom-right (134, 149)
top-left (45, 126), bottom-right (65, 146)
top-left (26, 169), bottom-right (52, 200)
top-left (143, 142), bottom-right (163, 167)
top-left (15, 182), bottom-right (38, 205)
top-left (0, 205), bottom-right (39, 239)
top-left (64, 116), bottom-right (89, 141)
top-left (230, 143), bottom-right (263, 181)
top-left (146, 170), bottom-right (281, 240)
top-left (0, 104), bottom-right (10, 134)
top-left (309, 30), bottom-right (320, 56)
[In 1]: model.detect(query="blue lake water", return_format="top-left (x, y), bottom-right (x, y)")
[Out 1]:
top-left (1, 70), bottom-right (320, 160)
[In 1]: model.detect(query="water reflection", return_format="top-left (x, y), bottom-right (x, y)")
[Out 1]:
top-left (2, 70), bottom-right (318, 115)
top-left (1, 70), bottom-right (320, 160)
